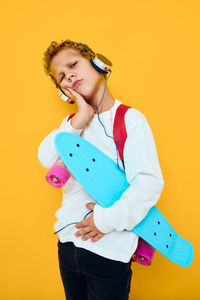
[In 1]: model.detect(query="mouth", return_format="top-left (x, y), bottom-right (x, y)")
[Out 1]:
top-left (72, 79), bottom-right (82, 88)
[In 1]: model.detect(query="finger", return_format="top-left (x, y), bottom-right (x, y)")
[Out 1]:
top-left (85, 203), bottom-right (95, 210)
top-left (75, 226), bottom-right (90, 237)
top-left (75, 219), bottom-right (87, 228)
top-left (62, 88), bottom-right (74, 99)
top-left (91, 233), bottom-right (104, 243)
top-left (82, 231), bottom-right (97, 241)
top-left (68, 87), bottom-right (78, 96)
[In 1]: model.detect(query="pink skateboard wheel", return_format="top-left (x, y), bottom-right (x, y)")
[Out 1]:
top-left (45, 161), bottom-right (70, 188)
top-left (131, 237), bottom-right (156, 266)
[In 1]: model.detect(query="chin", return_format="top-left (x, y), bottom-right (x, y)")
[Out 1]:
top-left (79, 83), bottom-right (97, 103)
top-left (81, 90), bottom-right (94, 103)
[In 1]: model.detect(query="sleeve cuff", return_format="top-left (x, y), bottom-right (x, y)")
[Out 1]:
top-left (60, 118), bottom-right (83, 135)
top-left (93, 204), bottom-right (114, 234)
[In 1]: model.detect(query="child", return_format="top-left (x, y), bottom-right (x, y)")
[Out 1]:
top-left (38, 39), bottom-right (164, 300)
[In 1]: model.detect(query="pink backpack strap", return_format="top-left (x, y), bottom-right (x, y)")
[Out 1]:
top-left (113, 104), bottom-right (132, 169)
top-left (68, 105), bottom-right (131, 166)
top-left (114, 104), bottom-right (154, 265)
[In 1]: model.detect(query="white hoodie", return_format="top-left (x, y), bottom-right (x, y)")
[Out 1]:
top-left (38, 98), bottom-right (164, 263)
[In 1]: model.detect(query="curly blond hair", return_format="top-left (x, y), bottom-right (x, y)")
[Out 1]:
top-left (42, 39), bottom-right (112, 86)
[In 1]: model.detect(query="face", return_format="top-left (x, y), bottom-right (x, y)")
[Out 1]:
top-left (50, 48), bottom-right (105, 100)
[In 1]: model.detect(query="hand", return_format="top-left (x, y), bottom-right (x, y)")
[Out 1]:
top-left (62, 87), bottom-right (95, 115)
top-left (75, 203), bottom-right (105, 242)
top-left (62, 88), bottom-right (95, 129)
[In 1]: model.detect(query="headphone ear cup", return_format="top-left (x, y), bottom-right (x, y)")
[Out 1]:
top-left (96, 53), bottom-right (112, 67)
top-left (59, 90), bottom-right (69, 102)
top-left (57, 86), bottom-right (75, 104)
top-left (90, 53), bottom-right (112, 74)
top-left (75, 43), bottom-right (112, 74)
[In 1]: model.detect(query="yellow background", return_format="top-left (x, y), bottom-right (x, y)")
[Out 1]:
top-left (0, 0), bottom-right (199, 299)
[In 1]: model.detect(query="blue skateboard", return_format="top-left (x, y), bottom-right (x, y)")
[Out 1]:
top-left (54, 132), bottom-right (194, 267)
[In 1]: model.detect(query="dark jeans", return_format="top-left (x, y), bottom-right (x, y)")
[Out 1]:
top-left (57, 240), bottom-right (133, 300)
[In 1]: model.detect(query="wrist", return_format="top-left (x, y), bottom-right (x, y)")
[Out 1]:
top-left (71, 112), bottom-right (86, 129)
top-left (93, 205), bottom-right (114, 234)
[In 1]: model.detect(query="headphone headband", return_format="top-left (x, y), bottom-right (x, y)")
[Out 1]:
top-left (75, 42), bottom-right (95, 57)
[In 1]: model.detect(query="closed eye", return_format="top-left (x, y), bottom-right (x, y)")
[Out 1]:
top-left (60, 62), bottom-right (77, 82)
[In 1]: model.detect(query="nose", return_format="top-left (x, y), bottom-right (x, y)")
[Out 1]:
top-left (67, 73), bottom-right (74, 83)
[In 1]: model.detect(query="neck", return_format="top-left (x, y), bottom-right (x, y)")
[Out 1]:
top-left (86, 80), bottom-right (115, 114)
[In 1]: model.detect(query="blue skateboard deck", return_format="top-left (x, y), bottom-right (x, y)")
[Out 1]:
top-left (54, 132), bottom-right (194, 267)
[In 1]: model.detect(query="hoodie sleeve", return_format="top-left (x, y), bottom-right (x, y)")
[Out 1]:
top-left (93, 109), bottom-right (164, 233)
top-left (37, 114), bottom-right (83, 169)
